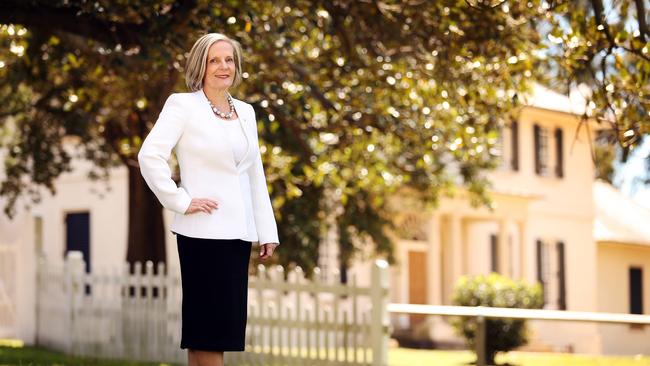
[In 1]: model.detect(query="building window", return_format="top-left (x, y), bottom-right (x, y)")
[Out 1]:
top-left (533, 124), bottom-right (549, 176)
top-left (537, 239), bottom-right (568, 309)
top-left (496, 121), bottom-right (519, 172)
top-left (511, 120), bottom-right (519, 171)
top-left (557, 241), bottom-right (567, 310)
top-left (630, 267), bottom-right (643, 315)
top-left (490, 233), bottom-right (498, 273)
top-left (555, 127), bottom-right (564, 178)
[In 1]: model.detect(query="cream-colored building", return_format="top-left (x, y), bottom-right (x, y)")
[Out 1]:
top-left (390, 88), bottom-right (601, 352)
top-left (594, 181), bottom-right (650, 354)
top-left (335, 85), bottom-right (650, 355)
top-left (0, 85), bottom-right (648, 355)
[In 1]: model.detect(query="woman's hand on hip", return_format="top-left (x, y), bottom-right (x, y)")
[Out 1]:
top-left (259, 243), bottom-right (278, 260)
top-left (184, 198), bottom-right (219, 214)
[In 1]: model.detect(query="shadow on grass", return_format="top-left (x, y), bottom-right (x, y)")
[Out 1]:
top-left (0, 345), bottom-right (175, 366)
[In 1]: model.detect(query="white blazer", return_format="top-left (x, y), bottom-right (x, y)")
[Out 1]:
top-left (138, 89), bottom-right (279, 245)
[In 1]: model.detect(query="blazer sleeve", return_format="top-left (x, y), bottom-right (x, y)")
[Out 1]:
top-left (137, 94), bottom-right (192, 214)
top-left (246, 104), bottom-right (280, 245)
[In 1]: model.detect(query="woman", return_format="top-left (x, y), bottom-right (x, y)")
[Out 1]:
top-left (138, 33), bottom-right (280, 366)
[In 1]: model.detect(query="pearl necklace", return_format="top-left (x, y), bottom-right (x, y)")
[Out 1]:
top-left (207, 94), bottom-right (235, 119)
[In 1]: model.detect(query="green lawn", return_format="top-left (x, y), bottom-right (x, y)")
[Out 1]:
top-left (389, 348), bottom-right (650, 366)
top-left (0, 343), bottom-right (171, 366)
top-left (1, 342), bottom-right (649, 366)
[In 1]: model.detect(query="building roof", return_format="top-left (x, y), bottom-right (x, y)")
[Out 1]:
top-left (593, 180), bottom-right (650, 247)
top-left (522, 83), bottom-right (591, 116)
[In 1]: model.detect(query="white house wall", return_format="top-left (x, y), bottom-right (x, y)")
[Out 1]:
top-left (30, 161), bottom-right (129, 270)
top-left (0, 147), bottom-right (182, 342)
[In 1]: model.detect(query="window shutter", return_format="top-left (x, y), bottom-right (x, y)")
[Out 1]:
top-left (536, 239), bottom-right (546, 304)
top-left (511, 120), bottom-right (519, 171)
top-left (557, 241), bottom-right (567, 310)
top-left (533, 124), bottom-right (542, 175)
top-left (490, 234), bottom-right (498, 273)
top-left (555, 128), bottom-right (564, 178)
top-left (630, 267), bottom-right (643, 314)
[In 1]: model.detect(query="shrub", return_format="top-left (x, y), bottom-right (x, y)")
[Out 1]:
top-left (451, 273), bottom-right (544, 365)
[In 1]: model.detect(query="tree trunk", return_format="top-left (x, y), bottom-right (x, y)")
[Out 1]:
top-left (126, 164), bottom-right (166, 268)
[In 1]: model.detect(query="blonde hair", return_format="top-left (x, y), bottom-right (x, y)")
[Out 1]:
top-left (185, 33), bottom-right (243, 91)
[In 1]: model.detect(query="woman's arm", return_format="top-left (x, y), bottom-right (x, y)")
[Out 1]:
top-left (247, 104), bottom-right (280, 246)
top-left (137, 94), bottom-right (193, 214)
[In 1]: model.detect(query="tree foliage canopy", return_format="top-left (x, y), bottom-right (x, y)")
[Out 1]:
top-left (1, 0), bottom-right (647, 271)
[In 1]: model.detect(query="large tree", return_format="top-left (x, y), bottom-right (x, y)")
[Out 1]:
top-left (541, 0), bottom-right (649, 173)
top-left (0, 0), bottom-right (646, 273)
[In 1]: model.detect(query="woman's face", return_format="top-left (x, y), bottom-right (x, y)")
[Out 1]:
top-left (203, 40), bottom-right (236, 91)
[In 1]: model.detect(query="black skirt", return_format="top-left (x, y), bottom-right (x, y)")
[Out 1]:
top-left (176, 233), bottom-right (252, 352)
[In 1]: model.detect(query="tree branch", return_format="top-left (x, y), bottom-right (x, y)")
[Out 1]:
top-left (589, 0), bottom-right (650, 62)
top-left (633, 0), bottom-right (648, 41)
top-left (268, 105), bottom-right (313, 157)
top-left (590, 0), bottom-right (616, 45)
top-left (167, 0), bottom-right (198, 30)
top-left (464, 0), bottom-right (507, 10)
top-left (0, 0), bottom-right (145, 48)
top-left (288, 63), bottom-right (339, 111)
top-left (102, 117), bottom-right (134, 168)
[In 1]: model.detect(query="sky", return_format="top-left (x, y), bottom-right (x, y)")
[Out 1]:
top-left (615, 137), bottom-right (650, 209)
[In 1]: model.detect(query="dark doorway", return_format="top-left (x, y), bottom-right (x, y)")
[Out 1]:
top-left (65, 212), bottom-right (91, 273)
top-left (630, 267), bottom-right (643, 315)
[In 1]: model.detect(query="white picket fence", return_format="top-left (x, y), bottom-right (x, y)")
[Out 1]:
top-left (36, 251), bottom-right (390, 366)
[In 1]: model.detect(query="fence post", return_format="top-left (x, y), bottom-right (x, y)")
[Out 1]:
top-left (370, 259), bottom-right (389, 366)
top-left (475, 315), bottom-right (486, 366)
top-left (65, 251), bottom-right (85, 355)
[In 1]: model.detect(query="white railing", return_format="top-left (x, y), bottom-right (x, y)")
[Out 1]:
top-left (387, 303), bottom-right (650, 366)
top-left (36, 251), bottom-right (390, 366)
